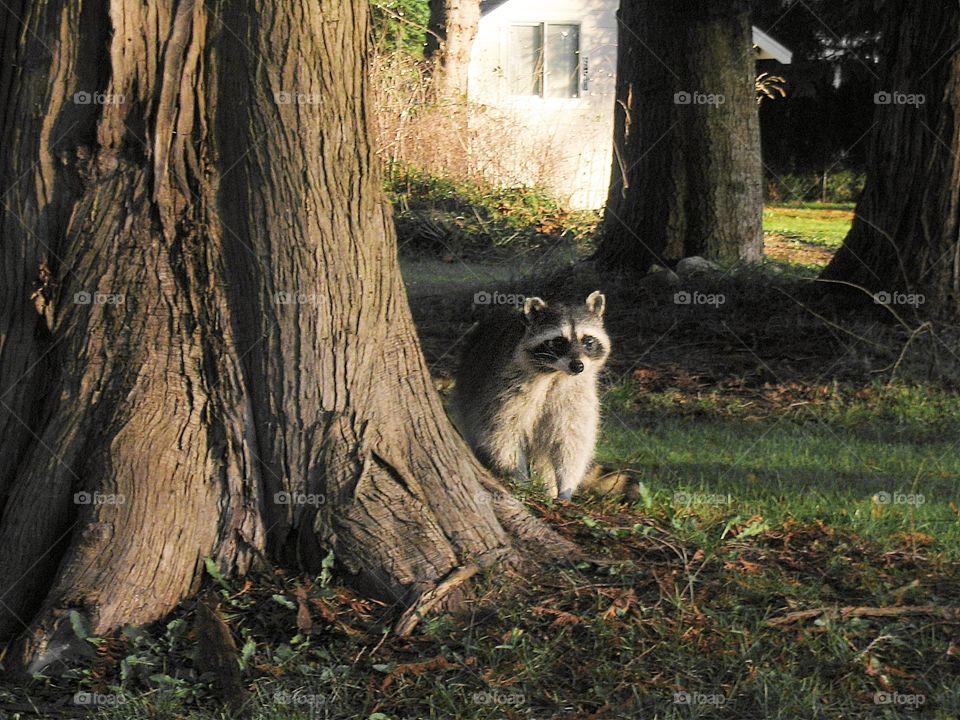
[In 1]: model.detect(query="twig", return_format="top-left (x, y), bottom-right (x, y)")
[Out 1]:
top-left (394, 563), bottom-right (480, 636)
top-left (882, 320), bottom-right (932, 383)
top-left (767, 605), bottom-right (960, 627)
top-left (811, 277), bottom-right (915, 332)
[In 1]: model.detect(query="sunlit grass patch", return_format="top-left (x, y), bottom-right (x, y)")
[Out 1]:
top-left (763, 203), bottom-right (855, 249)
top-left (598, 378), bottom-right (960, 556)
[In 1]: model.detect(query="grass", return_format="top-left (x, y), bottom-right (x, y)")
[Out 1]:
top-left (763, 204), bottom-right (855, 250)
top-left (762, 202), bottom-right (854, 273)
top-left (4, 191), bottom-right (959, 720)
top-left (599, 378), bottom-right (960, 554)
top-left (767, 200), bottom-right (858, 211)
top-left (7, 492), bottom-right (958, 719)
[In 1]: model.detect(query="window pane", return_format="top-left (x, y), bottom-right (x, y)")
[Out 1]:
top-left (509, 25), bottom-right (543, 96)
top-left (546, 24), bottom-right (580, 98)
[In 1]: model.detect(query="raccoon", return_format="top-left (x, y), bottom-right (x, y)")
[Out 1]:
top-left (453, 291), bottom-right (611, 500)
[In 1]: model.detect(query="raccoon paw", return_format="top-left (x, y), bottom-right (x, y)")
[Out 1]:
top-left (557, 489), bottom-right (573, 500)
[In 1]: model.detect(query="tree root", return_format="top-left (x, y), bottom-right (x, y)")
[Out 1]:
top-left (394, 563), bottom-right (480, 636)
top-left (478, 476), bottom-right (586, 564)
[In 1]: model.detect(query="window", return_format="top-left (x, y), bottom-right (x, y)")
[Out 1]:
top-left (508, 23), bottom-right (580, 98)
top-left (509, 24), bottom-right (543, 96)
top-left (545, 24), bottom-right (580, 98)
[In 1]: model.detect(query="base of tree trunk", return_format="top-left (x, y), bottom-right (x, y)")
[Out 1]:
top-left (0, 0), bottom-right (581, 677)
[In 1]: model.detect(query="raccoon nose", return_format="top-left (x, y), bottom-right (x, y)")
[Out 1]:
top-left (569, 359), bottom-right (584, 374)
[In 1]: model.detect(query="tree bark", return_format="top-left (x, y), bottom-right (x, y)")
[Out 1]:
top-left (0, 0), bottom-right (576, 676)
top-left (425, 0), bottom-right (480, 99)
top-left (596, 0), bottom-right (763, 271)
top-left (820, 0), bottom-right (960, 321)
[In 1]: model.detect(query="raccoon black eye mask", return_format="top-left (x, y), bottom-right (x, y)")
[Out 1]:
top-left (452, 290), bottom-right (611, 500)
top-left (529, 334), bottom-right (605, 373)
top-left (530, 337), bottom-right (570, 365)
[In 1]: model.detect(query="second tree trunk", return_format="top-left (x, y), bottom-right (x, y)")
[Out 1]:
top-left (597, 0), bottom-right (763, 271)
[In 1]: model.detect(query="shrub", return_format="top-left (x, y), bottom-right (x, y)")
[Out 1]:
top-left (386, 165), bottom-right (598, 260)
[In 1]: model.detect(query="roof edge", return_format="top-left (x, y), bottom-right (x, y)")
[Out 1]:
top-left (752, 26), bottom-right (793, 64)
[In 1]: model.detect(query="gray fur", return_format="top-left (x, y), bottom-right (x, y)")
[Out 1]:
top-left (453, 292), bottom-right (611, 499)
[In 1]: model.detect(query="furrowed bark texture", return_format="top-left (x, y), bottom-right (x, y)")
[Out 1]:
top-left (821, 0), bottom-right (960, 320)
top-left (0, 0), bottom-right (576, 674)
top-left (597, 0), bottom-right (763, 271)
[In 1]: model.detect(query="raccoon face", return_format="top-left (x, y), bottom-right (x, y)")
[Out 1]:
top-left (521, 291), bottom-right (610, 376)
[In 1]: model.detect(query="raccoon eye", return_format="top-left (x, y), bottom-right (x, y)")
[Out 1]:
top-left (582, 336), bottom-right (597, 350)
top-left (547, 337), bottom-right (568, 353)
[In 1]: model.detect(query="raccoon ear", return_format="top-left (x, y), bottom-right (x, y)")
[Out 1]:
top-left (585, 290), bottom-right (606, 317)
top-left (523, 296), bottom-right (547, 320)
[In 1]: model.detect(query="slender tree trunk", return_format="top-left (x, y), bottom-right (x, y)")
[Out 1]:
top-left (820, 0), bottom-right (960, 321)
top-left (425, 0), bottom-right (480, 98)
top-left (0, 0), bottom-right (576, 675)
top-left (596, 0), bottom-right (763, 271)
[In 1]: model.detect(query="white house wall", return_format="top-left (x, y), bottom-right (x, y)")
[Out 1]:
top-left (468, 0), bottom-right (619, 209)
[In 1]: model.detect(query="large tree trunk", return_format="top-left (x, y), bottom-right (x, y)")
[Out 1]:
top-left (820, 0), bottom-right (960, 321)
top-left (0, 0), bottom-right (576, 675)
top-left (595, 0), bottom-right (763, 271)
top-left (425, 0), bottom-right (480, 98)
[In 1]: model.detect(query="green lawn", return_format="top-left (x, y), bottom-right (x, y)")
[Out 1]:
top-left (599, 380), bottom-right (960, 554)
top-left (763, 203), bottom-right (855, 249)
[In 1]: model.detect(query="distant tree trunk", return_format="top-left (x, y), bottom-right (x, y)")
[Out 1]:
top-left (0, 0), bottom-right (575, 675)
top-left (596, 0), bottom-right (763, 271)
top-left (425, 0), bottom-right (480, 98)
top-left (821, 0), bottom-right (960, 321)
